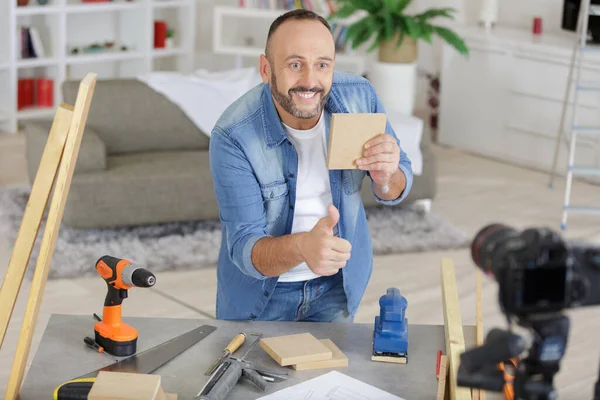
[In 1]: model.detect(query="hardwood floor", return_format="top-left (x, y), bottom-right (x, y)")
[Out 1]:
top-left (0, 131), bottom-right (599, 399)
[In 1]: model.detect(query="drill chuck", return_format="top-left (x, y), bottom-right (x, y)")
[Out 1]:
top-left (122, 263), bottom-right (156, 288)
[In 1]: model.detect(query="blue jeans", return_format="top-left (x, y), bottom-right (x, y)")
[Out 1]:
top-left (258, 271), bottom-right (354, 322)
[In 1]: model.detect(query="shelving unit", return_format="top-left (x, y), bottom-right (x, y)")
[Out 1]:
top-left (212, 5), bottom-right (368, 76)
top-left (1, 0), bottom-right (195, 134)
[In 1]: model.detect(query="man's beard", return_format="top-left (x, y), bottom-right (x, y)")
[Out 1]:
top-left (270, 71), bottom-right (329, 120)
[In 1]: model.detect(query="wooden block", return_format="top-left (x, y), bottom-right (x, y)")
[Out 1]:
top-left (292, 339), bottom-right (348, 371)
top-left (437, 355), bottom-right (448, 400)
top-left (326, 113), bottom-right (387, 170)
top-left (260, 333), bottom-right (332, 366)
top-left (88, 371), bottom-right (164, 400)
top-left (441, 258), bottom-right (471, 400)
top-left (371, 354), bottom-right (407, 364)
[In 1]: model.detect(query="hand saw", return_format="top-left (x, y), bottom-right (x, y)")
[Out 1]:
top-left (53, 324), bottom-right (216, 400)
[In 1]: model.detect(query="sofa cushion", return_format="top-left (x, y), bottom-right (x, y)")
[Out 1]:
top-left (62, 79), bottom-right (210, 155)
top-left (64, 151), bottom-right (218, 228)
top-left (23, 119), bottom-right (107, 184)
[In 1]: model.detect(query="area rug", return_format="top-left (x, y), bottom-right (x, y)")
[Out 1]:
top-left (0, 187), bottom-right (470, 280)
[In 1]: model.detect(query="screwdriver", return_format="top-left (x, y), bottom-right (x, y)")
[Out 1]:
top-left (83, 337), bottom-right (118, 361)
top-left (204, 332), bottom-right (246, 376)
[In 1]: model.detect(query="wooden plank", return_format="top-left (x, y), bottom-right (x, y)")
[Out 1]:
top-left (441, 258), bottom-right (471, 400)
top-left (0, 103), bottom-right (73, 350)
top-left (292, 339), bottom-right (348, 371)
top-left (437, 355), bottom-right (448, 400)
top-left (260, 333), bottom-right (332, 366)
top-left (326, 113), bottom-right (387, 170)
top-left (472, 269), bottom-right (485, 400)
top-left (4, 73), bottom-right (97, 400)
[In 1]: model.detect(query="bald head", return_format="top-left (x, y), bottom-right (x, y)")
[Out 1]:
top-left (265, 9), bottom-right (333, 62)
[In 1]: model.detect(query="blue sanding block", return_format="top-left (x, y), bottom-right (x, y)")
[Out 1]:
top-left (372, 287), bottom-right (408, 364)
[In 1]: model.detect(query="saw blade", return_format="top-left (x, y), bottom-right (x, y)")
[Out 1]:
top-left (76, 324), bottom-right (217, 379)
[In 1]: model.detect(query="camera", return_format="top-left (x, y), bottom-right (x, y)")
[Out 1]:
top-left (471, 223), bottom-right (600, 317)
top-left (457, 223), bottom-right (600, 400)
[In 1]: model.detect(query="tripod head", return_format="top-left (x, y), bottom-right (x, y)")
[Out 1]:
top-left (458, 223), bottom-right (600, 400)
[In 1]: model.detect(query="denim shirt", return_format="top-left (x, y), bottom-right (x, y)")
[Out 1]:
top-left (209, 71), bottom-right (414, 320)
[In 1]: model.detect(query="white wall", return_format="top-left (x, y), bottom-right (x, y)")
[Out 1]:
top-left (193, 0), bottom-right (570, 111)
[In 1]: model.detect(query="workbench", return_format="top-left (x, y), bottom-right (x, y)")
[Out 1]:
top-left (19, 314), bottom-right (476, 400)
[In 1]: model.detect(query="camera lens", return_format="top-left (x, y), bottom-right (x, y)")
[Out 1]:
top-left (471, 224), bottom-right (520, 277)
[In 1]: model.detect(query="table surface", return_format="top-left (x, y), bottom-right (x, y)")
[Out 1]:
top-left (20, 314), bottom-right (475, 400)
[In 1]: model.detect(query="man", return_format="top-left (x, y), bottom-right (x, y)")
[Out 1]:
top-left (209, 9), bottom-right (413, 322)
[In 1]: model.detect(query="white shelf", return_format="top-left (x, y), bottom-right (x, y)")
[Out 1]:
top-left (15, 5), bottom-right (61, 15)
top-left (66, 50), bottom-right (145, 64)
top-left (66, 1), bottom-right (144, 13)
top-left (212, 5), bottom-right (367, 76)
top-left (17, 57), bottom-right (58, 68)
top-left (17, 107), bottom-right (56, 120)
top-left (2, 0), bottom-right (195, 133)
top-left (152, 48), bottom-right (186, 58)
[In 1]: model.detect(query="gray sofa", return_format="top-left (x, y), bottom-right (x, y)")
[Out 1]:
top-left (23, 79), bottom-right (436, 229)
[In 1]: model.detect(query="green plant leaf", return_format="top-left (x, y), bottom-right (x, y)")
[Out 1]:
top-left (368, 29), bottom-right (386, 52)
top-left (403, 16), bottom-right (421, 38)
top-left (433, 26), bottom-right (469, 55)
top-left (382, 12), bottom-right (394, 41)
top-left (345, 16), bottom-right (377, 50)
top-left (419, 21), bottom-right (433, 43)
top-left (397, 0), bottom-right (411, 12)
top-left (392, 15), bottom-right (407, 49)
top-left (415, 7), bottom-right (456, 21)
top-left (382, 0), bottom-right (401, 12)
top-left (344, 0), bottom-right (382, 13)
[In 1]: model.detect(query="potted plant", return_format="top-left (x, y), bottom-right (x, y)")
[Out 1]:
top-left (329, 0), bottom-right (468, 115)
top-left (329, 0), bottom-right (469, 63)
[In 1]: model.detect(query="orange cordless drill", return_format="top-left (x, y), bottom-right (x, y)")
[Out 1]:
top-left (94, 255), bottom-right (156, 357)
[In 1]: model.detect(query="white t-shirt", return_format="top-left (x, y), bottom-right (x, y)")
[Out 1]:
top-left (278, 114), bottom-right (334, 282)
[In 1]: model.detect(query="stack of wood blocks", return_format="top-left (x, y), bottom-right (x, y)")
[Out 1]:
top-left (259, 333), bottom-right (348, 371)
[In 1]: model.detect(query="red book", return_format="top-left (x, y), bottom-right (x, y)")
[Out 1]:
top-left (36, 79), bottom-right (53, 108)
top-left (154, 21), bottom-right (167, 48)
top-left (18, 79), bottom-right (34, 110)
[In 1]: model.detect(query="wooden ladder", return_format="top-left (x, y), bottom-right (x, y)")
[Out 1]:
top-left (0, 72), bottom-right (97, 400)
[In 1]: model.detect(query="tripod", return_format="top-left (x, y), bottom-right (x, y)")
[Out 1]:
top-left (458, 314), bottom-right (571, 400)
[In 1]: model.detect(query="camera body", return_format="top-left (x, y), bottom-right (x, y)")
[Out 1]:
top-left (471, 224), bottom-right (600, 318)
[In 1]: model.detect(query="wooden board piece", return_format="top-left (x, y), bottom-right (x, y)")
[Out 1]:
top-left (441, 258), bottom-right (471, 400)
top-left (472, 269), bottom-right (484, 400)
top-left (0, 103), bottom-right (73, 350)
top-left (260, 333), bottom-right (332, 366)
top-left (292, 339), bottom-right (348, 371)
top-left (4, 73), bottom-right (97, 400)
top-left (371, 354), bottom-right (407, 364)
top-left (437, 355), bottom-right (448, 400)
top-left (88, 371), bottom-right (162, 400)
top-left (326, 113), bottom-right (387, 170)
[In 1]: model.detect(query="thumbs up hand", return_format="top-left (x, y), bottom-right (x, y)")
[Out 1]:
top-left (298, 205), bottom-right (352, 276)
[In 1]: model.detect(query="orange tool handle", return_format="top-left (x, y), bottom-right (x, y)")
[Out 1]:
top-left (225, 333), bottom-right (246, 354)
